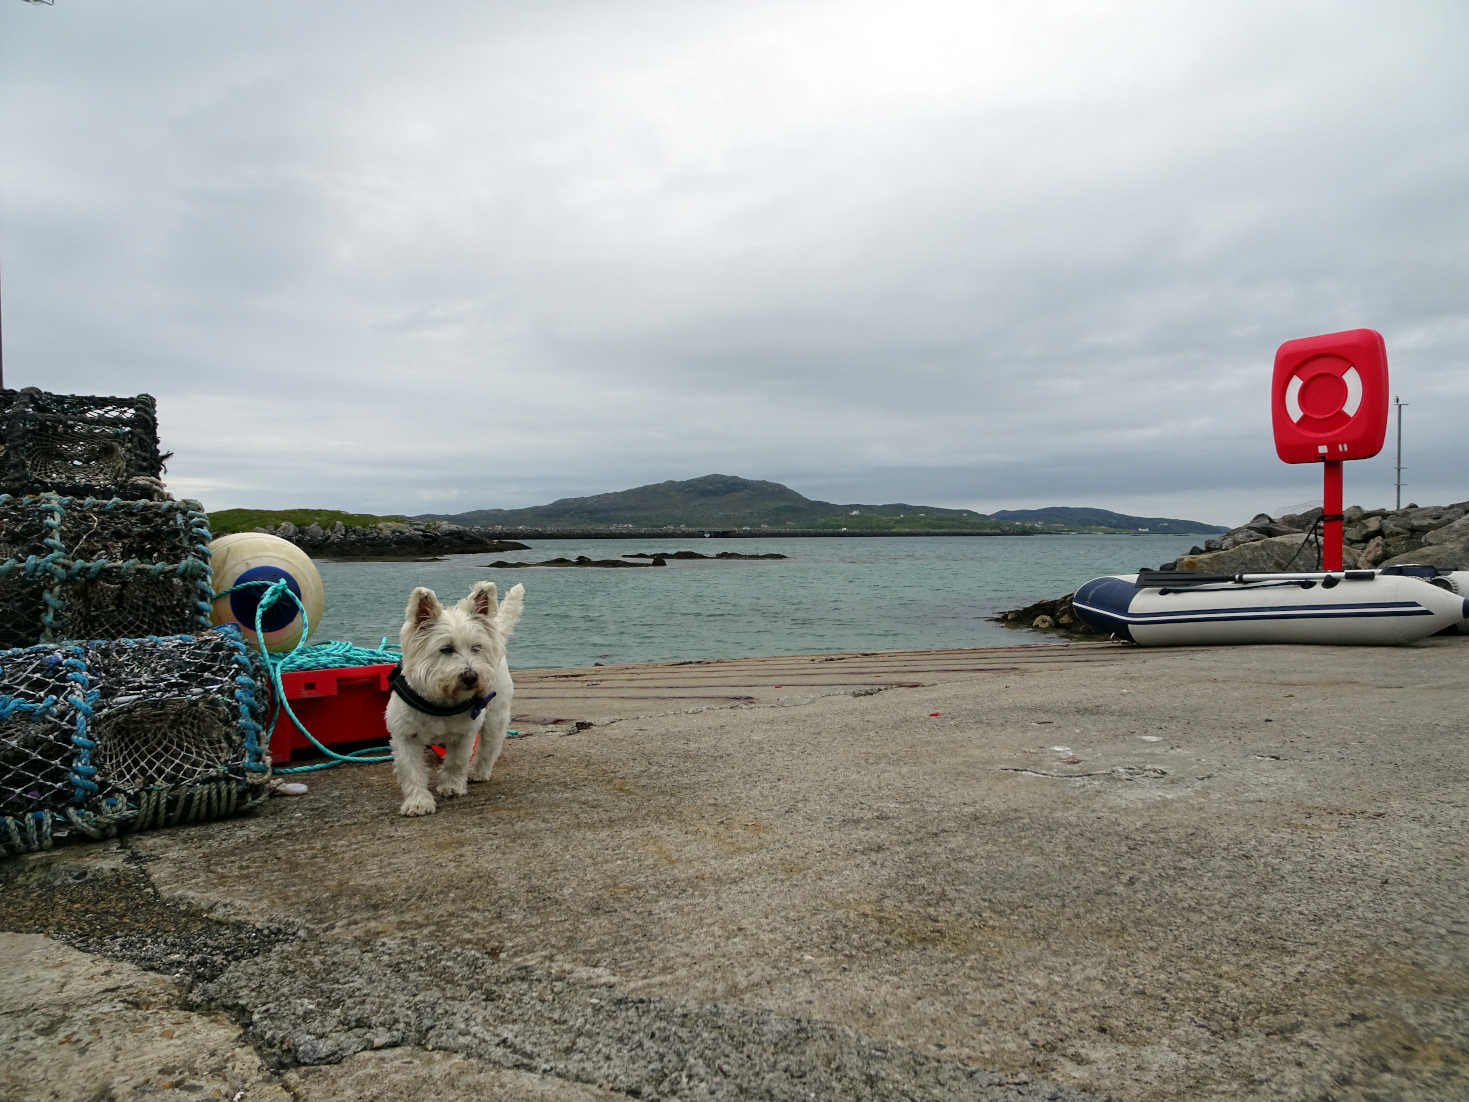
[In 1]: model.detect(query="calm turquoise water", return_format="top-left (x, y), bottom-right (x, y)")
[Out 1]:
top-left (309, 535), bottom-right (1199, 670)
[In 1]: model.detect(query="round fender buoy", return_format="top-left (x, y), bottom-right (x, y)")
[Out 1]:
top-left (207, 532), bottom-right (325, 652)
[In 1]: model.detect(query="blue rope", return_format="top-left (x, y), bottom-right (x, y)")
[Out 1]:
top-left (63, 650), bottom-right (101, 800)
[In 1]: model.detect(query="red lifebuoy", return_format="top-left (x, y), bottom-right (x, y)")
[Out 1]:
top-left (1282, 357), bottom-right (1363, 434)
top-left (1272, 328), bottom-right (1388, 465)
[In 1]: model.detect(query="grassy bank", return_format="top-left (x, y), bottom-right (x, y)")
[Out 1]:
top-left (207, 508), bottom-right (407, 537)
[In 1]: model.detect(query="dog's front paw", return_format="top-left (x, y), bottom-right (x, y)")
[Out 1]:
top-left (399, 792), bottom-right (437, 817)
top-left (438, 777), bottom-right (468, 799)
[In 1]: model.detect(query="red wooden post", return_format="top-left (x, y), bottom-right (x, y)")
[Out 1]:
top-left (1322, 460), bottom-right (1343, 570)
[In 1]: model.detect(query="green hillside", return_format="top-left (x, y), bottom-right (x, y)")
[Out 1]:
top-left (209, 480), bottom-right (1225, 537)
top-left (414, 474), bottom-right (1019, 531)
top-left (413, 474), bottom-right (1212, 534)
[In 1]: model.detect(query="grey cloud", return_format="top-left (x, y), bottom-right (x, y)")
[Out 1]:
top-left (2, 1), bottom-right (1464, 527)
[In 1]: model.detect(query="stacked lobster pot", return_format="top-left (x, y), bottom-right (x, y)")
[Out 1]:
top-left (0, 388), bottom-right (273, 856)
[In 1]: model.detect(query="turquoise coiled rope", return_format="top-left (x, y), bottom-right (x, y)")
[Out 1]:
top-left (214, 578), bottom-right (399, 773)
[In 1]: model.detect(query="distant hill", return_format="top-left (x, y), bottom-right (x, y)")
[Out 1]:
top-left (413, 474), bottom-right (1011, 532)
top-left (414, 475), bottom-right (1220, 534)
top-left (990, 506), bottom-right (1226, 535)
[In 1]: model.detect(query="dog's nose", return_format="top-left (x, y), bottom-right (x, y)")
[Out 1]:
top-left (458, 669), bottom-right (478, 688)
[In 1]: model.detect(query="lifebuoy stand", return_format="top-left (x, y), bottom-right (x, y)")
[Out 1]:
top-left (1272, 329), bottom-right (1389, 571)
top-left (1322, 459), bottom-right (1344, 570)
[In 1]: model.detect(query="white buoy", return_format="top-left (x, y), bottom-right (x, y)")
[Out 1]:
top-left (207, 532), bottom-right (325, 652)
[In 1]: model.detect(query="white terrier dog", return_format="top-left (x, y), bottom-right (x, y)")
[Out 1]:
top-left (385, 580), bottom-right (525, 816)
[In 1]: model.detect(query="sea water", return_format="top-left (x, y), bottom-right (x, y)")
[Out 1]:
top-left (310, 534), bottom-right (1201, 670)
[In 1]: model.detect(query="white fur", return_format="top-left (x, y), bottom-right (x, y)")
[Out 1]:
top-left (385, 580), bottom-right (525, 816)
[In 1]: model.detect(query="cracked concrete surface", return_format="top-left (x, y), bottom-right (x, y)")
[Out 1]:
top-left (3, 641), bottom-right (1467, 1100)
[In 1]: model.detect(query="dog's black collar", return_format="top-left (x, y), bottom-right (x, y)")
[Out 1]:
top-left (388, 662), bottom-right (496, 719)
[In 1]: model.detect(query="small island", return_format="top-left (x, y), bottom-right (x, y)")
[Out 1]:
top-left (488, 556), bottom-right (655, 569)
top-left (622, 550), bottom-right (787, 561)
top-left (486, 550), bottom-right (789, 569)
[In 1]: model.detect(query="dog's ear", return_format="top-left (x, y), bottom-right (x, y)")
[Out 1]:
top-left (459, 581), bottom-right (499, 619)
top-left (405, 587), bottom-right (442, 631)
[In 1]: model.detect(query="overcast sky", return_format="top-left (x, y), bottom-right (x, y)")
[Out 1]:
top-left (3, 1), bottom-right (1465, 528)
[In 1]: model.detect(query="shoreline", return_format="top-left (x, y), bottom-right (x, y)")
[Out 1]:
top-left (254, 523), bottom-right (1220, 559)
top-left (453, 528), bottom-right (1213, 539)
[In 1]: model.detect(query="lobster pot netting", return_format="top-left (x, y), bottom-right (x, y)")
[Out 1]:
top-left (85, 634), bottom-right (274, 790)
top-left (0, 645), bottom-right (77, 820)
top-left (0, 630), bottom-right (274, 856)
top-left (0, 494), bottom-right (213, 650)
top-left (0, 388), bottom-right (165, 500)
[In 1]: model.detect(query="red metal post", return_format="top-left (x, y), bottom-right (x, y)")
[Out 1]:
top-left (1322, 460), bottom-right (1343, 570)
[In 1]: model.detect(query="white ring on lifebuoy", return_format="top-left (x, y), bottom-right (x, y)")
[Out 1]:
top-left (1341, 365), bottom-right (1362, 416)
top-left (1284, 375), bottom-right (1304, 422)
top-left (1284, 362), bottom-right (1362, 424)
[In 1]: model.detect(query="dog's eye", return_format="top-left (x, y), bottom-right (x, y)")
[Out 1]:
top-left (438, 645), bottom-right (454, 655)
top-left (471, 644), bottom-right (482, 653)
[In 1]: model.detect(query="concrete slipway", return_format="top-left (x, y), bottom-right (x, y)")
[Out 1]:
top-left (3, 638), bottom-right (1466, 1101)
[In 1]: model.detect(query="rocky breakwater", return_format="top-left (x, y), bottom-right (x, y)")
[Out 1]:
top-left (1166, 500), bottom-right (1469, 574)
top-left (995, 499), bottom-right (1469, 639)
top-left (256, 520), bottom-right (528, 560)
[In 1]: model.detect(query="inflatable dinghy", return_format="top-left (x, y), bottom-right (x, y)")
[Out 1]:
top-left (1072, 567), bottom-right (1469, 646)
top-left (1378, 563), bottom-right (1469, 634)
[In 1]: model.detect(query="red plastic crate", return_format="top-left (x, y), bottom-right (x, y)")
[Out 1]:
top-left (268, 663), bottom-right (395, 764)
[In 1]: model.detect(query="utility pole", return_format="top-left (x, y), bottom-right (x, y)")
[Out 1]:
top-left (1394, 395), bottom-right (1407, 509)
